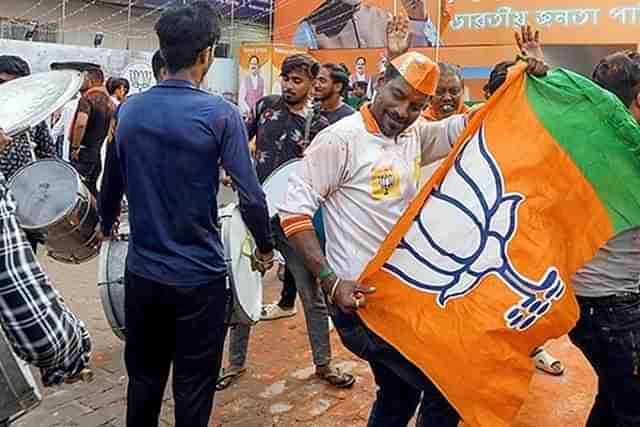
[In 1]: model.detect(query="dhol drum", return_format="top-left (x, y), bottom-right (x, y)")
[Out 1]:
top-left (220, 204), bottom-right (263, 325)
top-left (96, 207), bottom-right (129, 341)
top-left (96, 203), bottom-right (263, 340)
top-left (262, 160), bottom-right (326, 244)
top-left (261, 159), bottom-right (300, 217)
top-left (8, 160), bottom-right (100, 264)
top-left (0, 330), bottom-right (41, 424)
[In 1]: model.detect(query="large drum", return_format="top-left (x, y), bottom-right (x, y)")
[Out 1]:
top-left (262, 159), bottom-right (300, 217)
top-left (96, 209), bottom-right (129, 341)
top-left (97, 204), bottom-right (262, 341)
top-left (262, 160), bottom-right (325, 244)
top-left (97, 238), bottom-right (128, 341)
top-left (0, 330), bottom-right (41, 424)
top-left (220, 204), bottom-right (262, 325)
top-left (8, 160), bottom-right (100, 264)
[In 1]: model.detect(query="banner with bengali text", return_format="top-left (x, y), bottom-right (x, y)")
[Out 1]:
top-left (274, 0), bottom-right (639, 49)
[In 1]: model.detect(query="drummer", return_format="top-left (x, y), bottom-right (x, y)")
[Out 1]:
top-left (217, 53), bottom-right (356, 391)
top-left (0, 55), bottom-right (57, 252)
top-left (0, 128), bottom-right (92, 386)
top-left (98, 2), bottom-right (274, 426)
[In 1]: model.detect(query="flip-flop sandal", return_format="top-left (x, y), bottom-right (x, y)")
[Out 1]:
top-left (316, 368), bottom-right (356, 389)
top-left (532, 348), bottom-right (565, 376)
top-left (216, 367), bottom-right (247, 391)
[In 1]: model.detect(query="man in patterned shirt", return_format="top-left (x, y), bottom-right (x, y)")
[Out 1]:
top-left (0, 128), bottom-right (91, 393)
top-left (218, 54), bottom-right (356, 390)
top-left (0, 56), bottom-right (56, 251)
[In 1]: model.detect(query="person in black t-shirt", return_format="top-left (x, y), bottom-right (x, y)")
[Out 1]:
top-left (219, 54), bottom-right (355, 391)
top-left (313, 63), bottom-right (355, 125)
top-left (71, 68), bottom-right (115, 196)
top-left (247, 55), bottom-right (329, 183)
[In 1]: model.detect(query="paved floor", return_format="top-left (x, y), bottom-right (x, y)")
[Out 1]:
top-left (12, 251), bottom-right (596, 427)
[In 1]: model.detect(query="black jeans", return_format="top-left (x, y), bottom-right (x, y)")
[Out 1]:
top-left (72, 159), bottom-right (101, 197)
top-left (329, 305), bottom-right (460, 427)
top-left (124, 270), bottom-right (229, 427)
top-left (568, 292), bottom-right (640, 427)
top-left (278, 266), bottom-right (297, 309)
top-left (25, 232), bottom-right (38, 254)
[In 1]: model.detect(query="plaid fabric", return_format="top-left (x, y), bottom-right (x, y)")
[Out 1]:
top-left (0, 172), bottom-right (91, 386)
top-left (0, 121), bottom-right (56, 180)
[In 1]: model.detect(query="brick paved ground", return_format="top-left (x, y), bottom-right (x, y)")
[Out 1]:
top-left (12, 252), bottom-right (596, 427)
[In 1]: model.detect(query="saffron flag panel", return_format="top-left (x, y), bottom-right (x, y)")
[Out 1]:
top-left (358, 63), bottom-right (640, 426)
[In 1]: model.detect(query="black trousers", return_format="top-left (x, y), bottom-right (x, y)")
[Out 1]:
top-left (569, 292), bottom-right (640, 427)
top-left (124, 270), bottom-right (229, 427)
top-left (278, 266), bottom-right (297, 308)
top-left (72, 159), bottom-right (101, 197)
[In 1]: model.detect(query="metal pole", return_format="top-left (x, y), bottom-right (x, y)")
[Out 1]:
top-left (230, 0), bottom-right (235, 52)
top-left (268, 0), bottom-right (273, 43)
top-left (126, 0), bottom-right (132, 50)
top-left (61, 0), bottom-right (66, 43)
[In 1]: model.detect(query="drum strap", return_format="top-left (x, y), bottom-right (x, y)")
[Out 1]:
top-left (304, 100), bottom-right (323, 147)
top-left (24, 132), bottom-right (36, 162)
top-left (304, 110), bottom-right (314, 146)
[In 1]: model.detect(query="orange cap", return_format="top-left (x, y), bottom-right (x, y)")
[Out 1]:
top-left (390, 52), bottom-right (440, 96)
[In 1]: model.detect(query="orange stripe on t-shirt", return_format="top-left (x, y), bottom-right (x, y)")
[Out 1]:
top-left (284, 222), bottom-right (314, 237)
top-left (281, 215), bottom-right (313, 237)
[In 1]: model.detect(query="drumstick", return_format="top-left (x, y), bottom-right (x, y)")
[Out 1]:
top-left (64, 368), bottom-right (95, 384)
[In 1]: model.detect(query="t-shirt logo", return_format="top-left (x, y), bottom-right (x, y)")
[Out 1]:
top-left (371, 166), bottom-right (401, 199)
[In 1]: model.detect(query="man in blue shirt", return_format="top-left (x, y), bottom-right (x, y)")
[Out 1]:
top-left (98, 2), bottom-right (274, 426)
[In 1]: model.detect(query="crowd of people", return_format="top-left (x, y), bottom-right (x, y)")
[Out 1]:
top-left (0, 1), bottom-right (639, 426)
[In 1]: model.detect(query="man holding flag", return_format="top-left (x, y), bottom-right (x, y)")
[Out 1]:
top-left (281, 48), bottom-right (464, 427)
top-left (283, 10), bottom-right (640, 426)
top-left (279, 15), bottom-right (550, 426)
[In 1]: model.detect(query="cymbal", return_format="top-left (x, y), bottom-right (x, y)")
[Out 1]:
top-left (0, 70), bottom-right (83, 137)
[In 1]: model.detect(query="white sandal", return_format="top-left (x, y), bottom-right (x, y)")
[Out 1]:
top-left (532, 348), bottom-right (565, 376)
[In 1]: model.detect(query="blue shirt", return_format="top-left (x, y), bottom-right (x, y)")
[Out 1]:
top-left (99, 79), bottom-right (273, 287)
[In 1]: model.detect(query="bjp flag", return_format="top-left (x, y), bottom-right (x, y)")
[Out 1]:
top-left (358, 63), bottom-right (640, 427)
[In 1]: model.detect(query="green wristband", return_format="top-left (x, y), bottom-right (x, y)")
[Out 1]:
top-left (318, 267), bottom-right (334, 281)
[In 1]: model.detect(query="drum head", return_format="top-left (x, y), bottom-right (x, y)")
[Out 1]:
top-left (227, 206), bottom-right (262, 325)
top-left (97, 237), bottom-right (128, 341)
top-left (8, 160), bottom-right (80, 230)
top-left (0, 71), bottom-right (83, 137)
top-left (262, 160), bottom-right (300, 217)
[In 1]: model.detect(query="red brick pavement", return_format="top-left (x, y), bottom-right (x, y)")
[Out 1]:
top-left (13, 256), bottom-right (595, 427)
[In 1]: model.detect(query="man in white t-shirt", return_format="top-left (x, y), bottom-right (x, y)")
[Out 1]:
top-left (279, 16), bottom-right (549, 426)
top-left (280, 49), bottom-right (465, 427)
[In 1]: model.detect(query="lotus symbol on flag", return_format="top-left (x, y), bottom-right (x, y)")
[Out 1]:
top-left (383, 127), bottom-right (565, 331)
